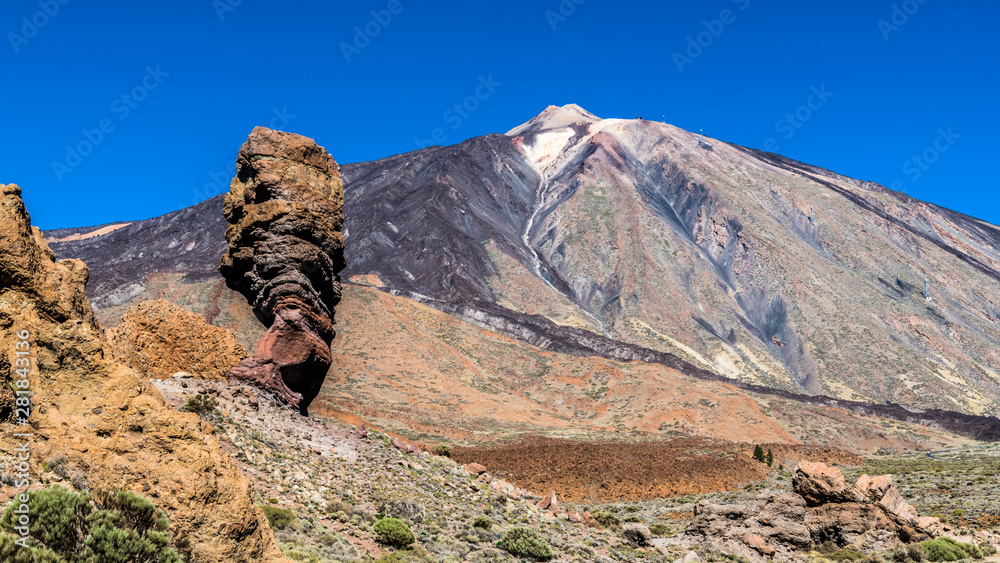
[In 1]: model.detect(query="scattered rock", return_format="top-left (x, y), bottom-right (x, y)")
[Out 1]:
top-left (381, 498), bottom-right (425, 523)
top-left (688, 461), bottom-right (937, 556)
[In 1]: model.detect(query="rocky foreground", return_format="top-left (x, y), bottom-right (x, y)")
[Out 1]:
top-left (146, 372), bottom-right (1000, 562)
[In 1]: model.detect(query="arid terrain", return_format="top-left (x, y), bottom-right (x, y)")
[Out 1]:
top-left (4, 106), bottom-right (1000, 562)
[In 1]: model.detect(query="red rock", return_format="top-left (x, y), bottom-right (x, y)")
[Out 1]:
top-left (582, 510), bottom-right (602, 529)
top-left (567, 511), bottom-right (582, 523)
top-left (465, 463), bottom-right (487, 475)
top-left (743, 533), bottom-right (775, 555)
top-left (221, 127), bottom-right (345, 416)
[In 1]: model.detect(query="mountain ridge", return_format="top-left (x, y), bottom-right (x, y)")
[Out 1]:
top-left (45, 105), bottom-right (1000, 423)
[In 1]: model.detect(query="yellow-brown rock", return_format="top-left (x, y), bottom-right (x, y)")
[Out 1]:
top-left (0, 183), bottom-right (287, 562)
top-left (113, 299), bottom-right (247, 380)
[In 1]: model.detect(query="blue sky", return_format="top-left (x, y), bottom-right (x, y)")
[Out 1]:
top-left (3, 0), bottom-right (998, 229)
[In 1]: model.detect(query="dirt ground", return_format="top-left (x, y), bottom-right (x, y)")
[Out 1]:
top-left (452, 436), bottom-right (862, 502)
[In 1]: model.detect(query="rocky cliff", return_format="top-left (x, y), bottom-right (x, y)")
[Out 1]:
top-left (0, 183), bottom-right (286, 562)
top-left (220, 127), bottom-right (346, 415)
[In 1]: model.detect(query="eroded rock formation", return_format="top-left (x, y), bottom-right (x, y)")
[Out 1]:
top-left (112, 299), bottom-right (247, 380)
top-left (687, 461), bottom-right (943, 562)
top-left (219, 127), bottom-right (345, 415)
top-left (0, 183), bottom-right (286, 562)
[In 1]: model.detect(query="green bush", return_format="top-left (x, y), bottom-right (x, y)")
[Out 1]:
top-left (472, 515), bottom-right (491, 530)
top-left (180, 394), bottom-right (218, 415)
top-left (824, 548), bottom-right (866, 561)
top-left (373, 517), bottom-right (414, 548)
top-left (497, 527), bottom-right (554, 561)
top-left (888, 544), bottom-right (926, 563)
top-left (0, 485), bottom-right (180, 563)
top-left (0, 530), bottom-right (63, 562)
top-left (260, 505), bottom-right (296, 530)
top-left (433, 444), bottom-right (452, 458)
top-left (887, 543), bottom-right (926, 563)
top-left (591, 510), bottom-right (622, 531)
top-left (648, 523), bottom-right (671, 537)
top-left (920, 537), bottom-right (982, 562)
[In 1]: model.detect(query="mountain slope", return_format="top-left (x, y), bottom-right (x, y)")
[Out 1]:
top-left (45, 105), bottom-right (1000, 420)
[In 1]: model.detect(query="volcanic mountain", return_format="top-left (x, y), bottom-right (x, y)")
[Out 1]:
top-left (46, 105), bottom-right (1000, 441)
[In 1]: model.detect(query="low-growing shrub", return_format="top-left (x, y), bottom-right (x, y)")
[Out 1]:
top-left (920, 537), bottom-right (982, 562)
top-left (649, 523), bottom-right (671, 537)
top-left (472, 516), bottom-right (492, 530)
top-left (0, 485), bottom-right (180, 562)
top-left (260, 505), bottom-right (296, 530)
top-left (591, 510), bottom-right (622, 531)
top-left (497, 527), bottom-right (554, 561)
top-left (374, 517), bottom-right (414, 548)
top-left (433, 444), bottom-right (452, 457)
top-left (181, 394), bottom-right (218, 415)
top-left (887, 543), bottom-right (926, 563)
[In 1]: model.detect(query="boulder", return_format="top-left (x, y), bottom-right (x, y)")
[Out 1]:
top-left (582, 511), bottom-right (602, 529)
top-left (220, 127), bottom-right (345, 415)
top-left (743, 533), bottom-right (775, 556)
top-left (793, 461), bottom-right (863, 505)
top-left (112, 299), bottom-right (246, 380)
top-left (623, 524), bottom-right (652, 547)
top-left (856, 474), bottom-right (918, 522)
top-left (536, 490), bottom-right (558, 513)
top-left (465, 463), bottom-right (487, 475)
top-left (687, 459), bottom-right (937, 554)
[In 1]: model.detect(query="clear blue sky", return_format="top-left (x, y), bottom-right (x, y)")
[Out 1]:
top-left (3, 0), bottom-right (997, 229)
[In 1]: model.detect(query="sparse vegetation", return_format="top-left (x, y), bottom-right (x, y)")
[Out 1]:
top-left (373, 517), bottom-right (414, 548)
top-left (472, 515), bottom-right (492, 530)
top-left (260, 505), bottom-right (297, 530)
top-left (180, 393), bottom-right (218, 415)
top-left (0, 486), bottom-right (180, 563)
top-left (497, 527), bottom-right (554, 561)
top-left (919, 537), bottom-right (983, 562)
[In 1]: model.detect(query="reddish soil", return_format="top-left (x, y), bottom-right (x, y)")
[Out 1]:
top-left (453, 436), bottom-right (862, 502)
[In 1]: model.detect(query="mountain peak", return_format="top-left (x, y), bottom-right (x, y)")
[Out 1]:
top-left (507, 104), bottom-right (601, 137)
